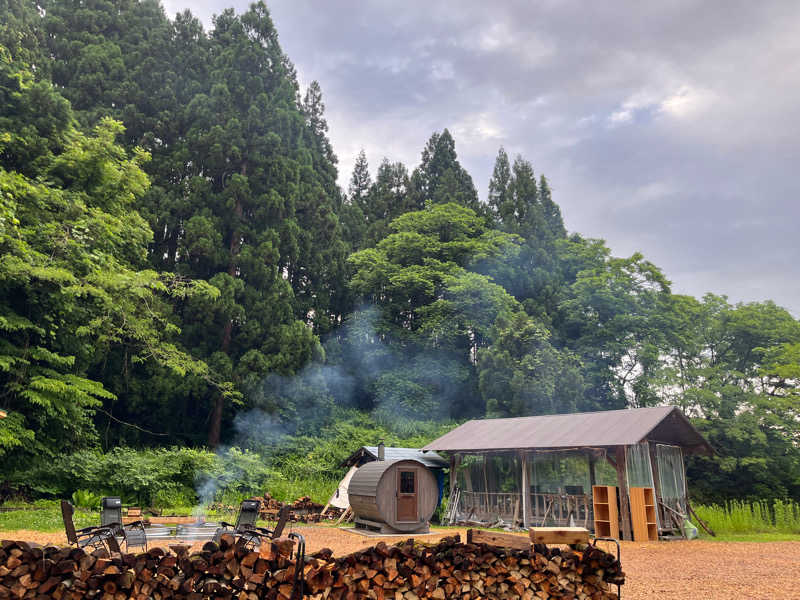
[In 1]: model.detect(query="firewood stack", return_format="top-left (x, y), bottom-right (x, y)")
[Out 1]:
top-left (304, 536), bottom-right (624, 600)
top-left (247, 494), bottom-right (344, 523)
top-left (0, 533), bottom-right (624, 600)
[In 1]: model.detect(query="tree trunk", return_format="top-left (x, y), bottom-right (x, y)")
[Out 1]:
top-left (208, 162), bottom-right (247, 448)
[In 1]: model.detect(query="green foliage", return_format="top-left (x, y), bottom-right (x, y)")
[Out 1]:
top-left (0, 52), bottom-right (218, 467)
top-left (71, 489), bottom-right (101, 509)
top-left (694, 499), bottom-right (800, 535)
top-left (479, 311), bottom-right (583, 416)
top-left (17, 446), bottom-right (214, 506)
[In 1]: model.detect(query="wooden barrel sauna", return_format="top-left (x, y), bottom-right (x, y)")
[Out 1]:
top-left (348, 459), bottom-right (438, 534)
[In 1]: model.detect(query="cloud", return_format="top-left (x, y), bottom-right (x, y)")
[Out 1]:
top-left (161, 0), bottom-right (800, 315)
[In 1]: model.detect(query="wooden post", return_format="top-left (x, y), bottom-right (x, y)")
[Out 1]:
top-left (520, 451), bottom-right (531, 528)
top-left (648, 442), bottom-right (664, 529)
top-left (615, 446), bottom-right (632, 541)
top-left (588, 454), bottom-right (597, 488)
top-left (449, 454), bottom-right (457, 498)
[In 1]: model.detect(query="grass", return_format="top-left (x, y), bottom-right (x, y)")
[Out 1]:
top-left (693, 499), bottom-right (800, 536)
top-left (699, 532), bottom-right (800, 542)
top-left (267, 476), bottom-right (338, 506)
top-left (0, 502), bottom-right (96, 532)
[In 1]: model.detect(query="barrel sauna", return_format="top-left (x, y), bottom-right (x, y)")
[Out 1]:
top-left (348, 459), bottom-right (439, 534)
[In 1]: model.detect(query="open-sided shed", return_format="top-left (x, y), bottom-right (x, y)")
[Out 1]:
top-left (423, 406), bottom-right (713, 540)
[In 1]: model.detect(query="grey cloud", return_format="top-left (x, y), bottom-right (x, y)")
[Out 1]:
top-left (162, 0), bottom-right (800, 314)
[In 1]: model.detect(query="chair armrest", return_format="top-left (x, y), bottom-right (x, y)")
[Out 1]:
top-left (124, 520), bottom-right (145, 528)
top-left (76, 525), bottom-right (104, 534)
top-left (218, 521), bottom-right (235, 528)
top-left (76, 525), bottom-right (114, 537)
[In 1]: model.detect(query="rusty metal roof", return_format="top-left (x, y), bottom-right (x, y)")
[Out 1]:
top-left (422, 406), bottom-right (713, 455)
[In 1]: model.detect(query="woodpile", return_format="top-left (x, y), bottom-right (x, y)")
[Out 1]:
top-left (304, 535), bottom-right (624, 600)
top-left (0, 531), bottom-right (624, 599)
top-left (246, 494), bottom-right (344, 524)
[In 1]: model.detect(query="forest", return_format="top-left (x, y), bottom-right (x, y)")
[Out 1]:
top-left (0, 0), bottom-right (798, 509)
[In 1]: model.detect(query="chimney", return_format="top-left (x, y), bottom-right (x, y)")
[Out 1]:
top-left (377, 441), bottom-right (385, 461)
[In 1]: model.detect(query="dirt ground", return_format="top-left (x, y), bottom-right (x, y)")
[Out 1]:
top-left (5, 526), bottom-right (799, 599)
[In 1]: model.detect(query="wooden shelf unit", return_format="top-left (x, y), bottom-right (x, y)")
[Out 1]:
top-left (591, 485), bottom-right (619, 539)
top-left (629, 486), bottom-right (658, 541)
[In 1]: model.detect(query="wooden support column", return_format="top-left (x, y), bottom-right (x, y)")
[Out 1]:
top-left (589, 454), bottom-right (597, 488)
top-left (615, 445), bottom-right (632, 541)
top-left (648, 442), bottom-right (665, 528)
top-left (520, 450), bottom-right (531, 528)
top-left (449, 454), bottom-right (457, 497)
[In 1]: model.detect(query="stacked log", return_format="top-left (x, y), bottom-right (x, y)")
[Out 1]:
top-left (305, 536), bottom-right (623, 600)
top-left (246, 494), bottom-right (343, 523)
top-left (0, 533), bottom-right (623, 600)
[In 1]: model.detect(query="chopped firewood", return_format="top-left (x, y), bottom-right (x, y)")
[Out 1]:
top-left (0, 531), bottom-right (623, 599)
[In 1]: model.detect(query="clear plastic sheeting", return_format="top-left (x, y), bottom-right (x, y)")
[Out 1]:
top-left (529, 451), bottom-right (591, 495)
top-left (625, 442), bottom-right (655, 489)
top-left (456, 453), bottom-right (520, 495)
top-left (656, 444), bottom-right (687, 509)
top-left (452, 453), bottom-right (521, 525)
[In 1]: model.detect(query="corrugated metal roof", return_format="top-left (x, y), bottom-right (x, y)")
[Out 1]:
top-left (422, 406), bottom-right (713, 455)
top-left (341, 447), bottom-right (448, 468)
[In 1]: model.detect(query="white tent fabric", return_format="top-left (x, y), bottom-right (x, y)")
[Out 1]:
top-left (327, 465), bottom-right (358, 510)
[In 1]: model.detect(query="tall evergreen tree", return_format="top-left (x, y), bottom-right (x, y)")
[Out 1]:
top-left (30, 1), bottom-right (349, 444)
top-left (348, 149), bottom-right (372, 208)
top-left (409, 129), bottom-right (482, 214)
top-left (539, 175), bottom-right (566, 238)
top-left (488, 146), bottom-right (511, 222)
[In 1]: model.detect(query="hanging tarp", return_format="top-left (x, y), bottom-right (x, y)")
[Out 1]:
top-left (625, 441), bottom-right (655, 489)
top-left (656, 444), bottom-right (687, 510)
top-left (327, 465), bottom-right (358, 510)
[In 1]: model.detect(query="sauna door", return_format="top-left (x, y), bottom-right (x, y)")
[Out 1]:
top-left (397, 469), bottom-right (418, 521)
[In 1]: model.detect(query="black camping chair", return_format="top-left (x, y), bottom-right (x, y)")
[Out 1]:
top-left (61, 500), bottom-right (120, 553)
top-left (100, 496), bottom-right (148, 551)
top-left (215, 501), bottom-right (291, 550)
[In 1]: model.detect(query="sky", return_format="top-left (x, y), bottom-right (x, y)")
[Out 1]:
top-left (163, 0), bottom-right (800, 315)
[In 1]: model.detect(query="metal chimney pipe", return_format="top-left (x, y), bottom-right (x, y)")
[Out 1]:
top-left (377, 441), bottom-right (385, 461)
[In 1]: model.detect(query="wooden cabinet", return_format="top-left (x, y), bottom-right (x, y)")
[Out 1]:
top-left (629, 487), bottom-right (658, 541)
top-left (591, 485), bottom-right (619, 539)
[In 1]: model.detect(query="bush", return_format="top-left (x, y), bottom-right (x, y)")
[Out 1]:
top-left (21, 447), bottom-right (217, 506)
top-left (71, 489), bottom-right (102, 509)
top-left (9, 409), bottom-right (454, 510)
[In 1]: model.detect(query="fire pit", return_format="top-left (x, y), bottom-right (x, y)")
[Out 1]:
top-left (174, 520), bottom-right (219, 541)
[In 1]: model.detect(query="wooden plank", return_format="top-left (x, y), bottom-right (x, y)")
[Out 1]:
top-left (466, 529), bottom-right (530, 551)
top-left (629, 486), bottom-right (646, 541)
top-left (529, 527), bottom-right (590, 545)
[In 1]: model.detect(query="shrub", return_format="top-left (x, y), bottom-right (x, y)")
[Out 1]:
top-left (71, 489), bottom-right (102, 509)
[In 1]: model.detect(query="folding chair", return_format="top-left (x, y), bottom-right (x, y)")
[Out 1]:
top-left (100, 496), bottom-right (148, 551)
top-left (61, 500), bottom-right (120, 553)
top-left (215, 501), bottom-right (291, 550)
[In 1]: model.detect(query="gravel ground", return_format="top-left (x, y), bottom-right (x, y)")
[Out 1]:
top-left (5, 527), bottom-right (799, 599)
